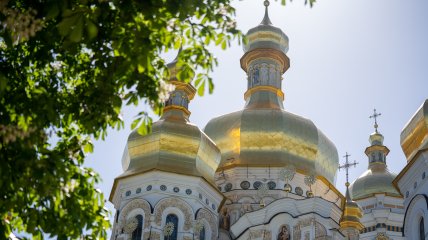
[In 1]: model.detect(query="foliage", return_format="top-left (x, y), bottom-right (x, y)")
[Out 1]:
top-left (0, 0), bottom-right (316, 238)
top-left (0, 0), bottom-right (243, 238)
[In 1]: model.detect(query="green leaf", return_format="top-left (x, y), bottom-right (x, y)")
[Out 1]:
top-left (0, 73), bottom-right (8, 94)
top-left (84, 142), bottom-right (94, 153)
top-left (86, 20), bottom-right (98, 40)
top-left (131, 118), bottom-right (141, 130)
top-left (69, 16), bottom-right (84, 42)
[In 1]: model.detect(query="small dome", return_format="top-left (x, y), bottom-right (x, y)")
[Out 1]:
top-left (350, 164), bottom-right (400, 200)
top-left (119, 50), bottom-right (221, 184)
top-left (244, 2), bottom-right (289, 54)
top-left (122, 110), bottom-right (221, 184)
top-left (204, 108), bottom-right (339, 183)
top-left (369, 132), bottom-right (384, 145)
top-left (340, 185), bottom-right (364, 231)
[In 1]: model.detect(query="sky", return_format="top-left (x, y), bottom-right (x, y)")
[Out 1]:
top-left (85, 0), bottom-right (428, 231)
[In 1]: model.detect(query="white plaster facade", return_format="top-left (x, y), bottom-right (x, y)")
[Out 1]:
top-left (355, 194), bottom-right (404, 240)
top-left (215, 167), bottom-right (346, 240)
top-left (395, 150), bottom-right (428, 240)
top-left (110, 171), bottom-right (223, 240)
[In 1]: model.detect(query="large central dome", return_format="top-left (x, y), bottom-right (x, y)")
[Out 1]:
top-left (204, 1), bottom-right (338, 183)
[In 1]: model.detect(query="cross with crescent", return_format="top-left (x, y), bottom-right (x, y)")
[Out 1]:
top-left (369, 108), bottom-right (382, 132)
top-left (339, 152), bottom-right (358, 185)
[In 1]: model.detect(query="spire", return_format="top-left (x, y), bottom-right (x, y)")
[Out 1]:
top-left (261, 0), bottom-right (272, 25)
top-left (339, 153), bottom-right (364, 238)
top-left (240, 0), bottom-right (290, 110)
top-left (365, 108), bottom-right (390, 167)
top-left (345, 183), bottom-right (352, 202)
top-left (163, 48), bottom-right (196, 121)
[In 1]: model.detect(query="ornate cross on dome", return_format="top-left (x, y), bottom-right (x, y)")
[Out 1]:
top-left (369, 108), bottom-right (382, 133)
top-left (339, 152), bottom-right (358, 185)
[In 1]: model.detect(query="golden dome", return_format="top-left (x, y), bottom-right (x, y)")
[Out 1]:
top-left (119, 53), bottom-right (221, 184)
top-left (400, 99), bottom-right (428, 161)
top-left (351, 127), bottom-right (400, 200)
top-left (369, 132), bottom-right (384, 146)
top-left (340, 185), bottom-right (364, 231)
top-left (350, 164), bottom-right (400, 200)
top-left (244, 0), bottom-right (289, 55)
top-left (122, 109), bottom-right (221, 184)
top-left (204, 106), bottom-right (338, 183)
top-left (204, 2), bottom-right (338, 183)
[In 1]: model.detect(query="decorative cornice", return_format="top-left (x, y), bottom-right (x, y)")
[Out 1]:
top-left (240, 48), bottom-right (290, 73)
top-left (216, 165), bottom-right (345, 208)
top-left (364, 145), bottom-right (390, 156)
top-left (170, 81), bottom-right (196, 100)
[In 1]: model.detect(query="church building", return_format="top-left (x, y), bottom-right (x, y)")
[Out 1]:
top-left (108, 1), bottom-right (427, 239)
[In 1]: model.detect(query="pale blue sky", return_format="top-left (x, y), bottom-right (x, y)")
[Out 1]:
top-left (85, 0), bottom-right (428, 229)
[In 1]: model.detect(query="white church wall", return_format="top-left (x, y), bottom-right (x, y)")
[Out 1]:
top-left (397, 151), bottom-right (428, 239)
top-left (110, 171), bottom-right (223, 240)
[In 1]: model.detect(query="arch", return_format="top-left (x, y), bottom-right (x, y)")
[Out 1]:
top-left (199, 226), bottom-right (206, 240)
top-left (420, 217), bottom-right (425, 240)
top-left (403, 194), bottom-right (428, 237)
top-left (315, 221), bottom-right (327, 238)
top-left (118, 199), bottom-right (152, 232)
top-left (196, 208), bottom-right (217, 240)
top-left (132, 215), bottom-right (143, 240)
top-left (164, 214), bottom-right (179, 240)
top-left (160, 207), bottom-right (186, 239)
top-left (154, 197), bottom-right (194, 231)
top-left (276, 224), bottom-right (290, 240)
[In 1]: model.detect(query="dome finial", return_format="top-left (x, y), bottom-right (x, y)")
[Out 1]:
top-left (339, 152), bottom-right (363, 237)
top-left (338, 152), bottom-right (358, 186)
top-left (369, 108), bottom-right (382, 133)
top-left (261, 0), bottom-right (272, 25)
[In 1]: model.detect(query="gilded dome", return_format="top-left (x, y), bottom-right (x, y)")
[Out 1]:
top-left (204, 107), bottom-right (338, 183)
top-left (204, 1), bottom-right (338, 183)
top-left (350, 127), bottom-right (400, 200)
top-left (400, 99), bottom-right (428, 161)
top-left (340, 184), bottom-right (364, 231)
top-left (369, 132), bottom-right (384, 146)
top-left (122, 109), bottom-right (221, 184)
top-left (350, 164), bottom-right (400, 200)
top-left (119, 52), bottom-right (221, 184)
top-left (244, 0), bottom-right (289, 54)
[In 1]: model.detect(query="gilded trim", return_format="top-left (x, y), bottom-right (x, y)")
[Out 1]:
top-left (244, 85), bottom-right (285, 101)
top-left (351, 191), bottom-right (403, 201)
top-left (163, 105), bottom-right (191, 116)
top-left (364, 145), bottom-right (390, 156)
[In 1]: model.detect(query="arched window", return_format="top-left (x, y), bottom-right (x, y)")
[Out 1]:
top-left (420, 217), bottom-right (425, 240)
top-left (164, 214), bottom-right (179, 240)
top-left (132, 215), bottom-right (143, 240)
top-left (199, 226), bottom-right (206, 240)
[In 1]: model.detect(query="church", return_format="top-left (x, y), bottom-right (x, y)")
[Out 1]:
top-left (108, 1), bottom-right (428, 239)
